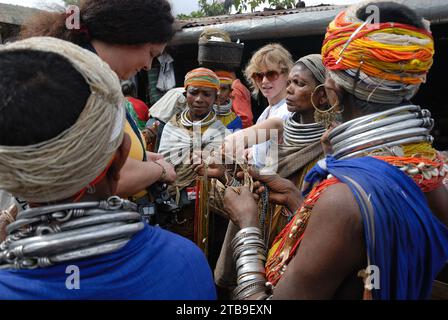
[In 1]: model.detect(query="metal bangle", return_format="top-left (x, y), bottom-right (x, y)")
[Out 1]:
top-left (234, 279), bottom-right (266, 295)
top-left (50, 238), bottom-right (131, 264)
top-left (231, 235), bottom-right (262, 250)
top-left (238, 248), bottom-right (266, 259)
top-left (284, 128), bottom-right (325, 138)
top-left (236, 256), bottom-right (265, 271)
top-left (284, 129), bottom-right (325, 139)
top-left (333, 127), bottom-right (429, 159)
top-left (328, 104), bottom-right (421, 139)
top-left (1, 197), bottom-right (144, 270)
top-left (233, 240), bottom-right (265, 253)
top-left (59, 211), bottom-right (141, 232)
top-left (234, 281), bottom-right (267, 300)
top-left (15, 201), bottom-right (100, 221)
top-left (330, 112), bottom-right (423, 146)
top-left (237, 273), bottom-right (267, 285)
top-left (8, 222), bottom-right (144, 258)
top-left (339, 135), bottom-right (433, 159)
top-left (233, 243), bottom-right (266, 261)
top-left (237, 262), bottom-right (266, 275)
top-left (332, 118), bottom-right (431, 152)
top-left (153, 160), bottom-right (167, 181)
top-left (234, 227), bottom-right (263, 239)
top-left (231, 235), bottom-right (263, 250)
top-left (15, 196), bottom-right (137, 221)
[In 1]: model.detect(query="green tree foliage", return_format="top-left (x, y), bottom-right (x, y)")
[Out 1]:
top-left (233, 0), bottom-right (298, 12)
top-left (177, 0), bottom-right (230, 19)
top-left (178, 0), bottom-right (302, 19)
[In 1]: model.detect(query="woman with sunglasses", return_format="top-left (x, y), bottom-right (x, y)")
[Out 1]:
top-left (244, 44), bottom-right (294, 168)
top-left (212, 55), bottom-right (328, 297)
top-left (228, 54), bottom-right (328, 187)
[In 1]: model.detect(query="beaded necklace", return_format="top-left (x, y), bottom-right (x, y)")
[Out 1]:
top-left (180, 108), bottom-right (217, 128)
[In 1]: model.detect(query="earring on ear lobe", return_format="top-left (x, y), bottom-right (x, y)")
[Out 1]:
top-left (311, 84), bottom-right (342, 128)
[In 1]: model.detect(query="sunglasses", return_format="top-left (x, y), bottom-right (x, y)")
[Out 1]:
top-left (252, 70), bottom-right (281, 83)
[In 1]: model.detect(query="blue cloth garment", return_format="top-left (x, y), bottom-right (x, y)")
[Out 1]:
top-left (226, 116), bottom-right (243, 132)
top-left (0, 224), bottom-right (217, 300)
top-left (304, 155), bottom-right (448, 299)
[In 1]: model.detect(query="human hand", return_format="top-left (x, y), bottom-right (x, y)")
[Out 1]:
top-left (321, 121), bottom-right (341, 155)
top-left (193, 162), bottom-right (226, 180)
top-left (142, 119), bottom-right (159, 148)
top-left (146, 152), bottom-right (164, 162)
top-left (238, 167), bottom-right (302, 213)
top-left (224, 186), bottom-right (259, 229)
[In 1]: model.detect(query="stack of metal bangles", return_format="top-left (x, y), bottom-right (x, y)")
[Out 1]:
top-left (328, 105), bottom-right (434, 159)
top-left (0, 196), bottom-right (143, 270)
top-left (231, 226), bottom-right (271, 300)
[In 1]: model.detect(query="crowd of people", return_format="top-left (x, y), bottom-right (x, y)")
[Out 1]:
top-left (0, 0), bottom-right (447, 300)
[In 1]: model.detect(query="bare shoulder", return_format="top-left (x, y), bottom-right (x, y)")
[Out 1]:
top-left (272, 182), bottom-right (366, 299)
top-left (425, 185), bottom-right (448, 227)
top-left (312, 182), bottom-right (362, 227)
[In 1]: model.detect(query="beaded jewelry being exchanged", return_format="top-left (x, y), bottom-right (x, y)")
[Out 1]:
top-left (0, 196), bottom-right (144, 270)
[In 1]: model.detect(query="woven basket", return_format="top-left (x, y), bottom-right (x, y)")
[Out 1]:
top-left (198, 41), bottom-right (244, 70)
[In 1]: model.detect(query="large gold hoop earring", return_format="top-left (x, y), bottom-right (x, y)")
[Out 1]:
top-left (311, 84), bottom-right (342, 128)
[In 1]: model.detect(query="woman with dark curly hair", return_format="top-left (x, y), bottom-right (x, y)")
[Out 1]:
top-left (20, 0), bottom-right (178, 210)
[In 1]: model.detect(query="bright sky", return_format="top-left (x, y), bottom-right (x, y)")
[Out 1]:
top-left (0, 0), bottom-right (197, 13)
top-left (0, 0), bottom-right (64, 8)
top-left (0, 0), bottom-right (361, 14)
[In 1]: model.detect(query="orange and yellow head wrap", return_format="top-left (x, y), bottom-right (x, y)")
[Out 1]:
top-left (214, 70), bottom-right (235, 86)
top-left (322, 5), bottom-right (434, 104)
top-left (184, 67), bottom-right (220, 91)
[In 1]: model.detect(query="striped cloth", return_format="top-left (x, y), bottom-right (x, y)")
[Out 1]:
top-left (215, 70), bottom-right (234, 86)
top-left (184, 67), bottom-right (220, 90)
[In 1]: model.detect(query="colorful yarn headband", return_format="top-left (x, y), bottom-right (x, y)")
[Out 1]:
top-left (215, 70), bottom-right (234, 86)
top-left (322, 8), bottom-right (434, 104)
top-left (184, 67), bottom-right (220, 91)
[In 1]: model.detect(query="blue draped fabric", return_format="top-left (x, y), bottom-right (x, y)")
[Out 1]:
top-left (226, 116), bottom-right (243, 132)
top-left (0, 224), bottom-right (217, 300)
top-left (218, 113), bottom-right (243, 132)
top-left (304, 155), bottom-right (448, 299)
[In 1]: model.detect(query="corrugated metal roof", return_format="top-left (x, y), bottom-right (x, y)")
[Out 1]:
top-left (0, 3), bottom-right (42, 26)
top-left (173, 0), bottom-right (448, 45)
top-left (179, 4), bottom-right (337, 29)
top-left (174, 3), bottom-right (346, 45)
